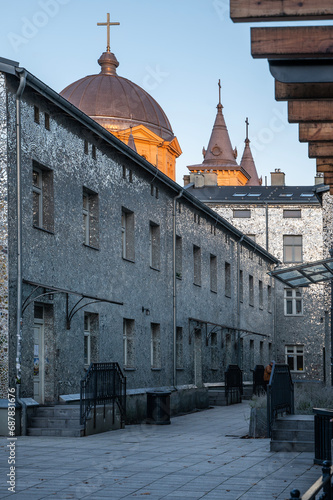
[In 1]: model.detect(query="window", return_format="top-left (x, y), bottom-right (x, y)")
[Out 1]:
top-left (149, 222), bottom-right (160, 270)
top-left (284, 288), bottom-right (303, 316)
top-left (121, 208), bottom-right (135, 261)
top-left (32, 164), bottom-right (54, 231)
top-left (210, 255), bottom-right (217, 293)
top-left (225, 262), bottom-right (231, 297)
top-left (123, 319), bottom-right (135, 368)
top-left (193, 245), bottom-right (201, 286)
top-left (233, 209), bottom-right (251, 218)
top-left (44, 113), bottom-right (50, 130)
top-left (151, 323), bottom-right (161, 369)
top-left (260, 341), bottom-right (264, 364)
top-left (267, 285), bottom-right (272, 313)
top-left (84, 313), bottom-right (91, 367)
top-left (211, 332), bottom-right (218, 370)
top-left (83, 188), bottom-right (99, 248)
top-left (239, 270), bottom-right (243, 302)
top-left (176, 327), bottom-right (183, 369)
top-left (84, 140), bottom-right (89, 155)
top-left (249, 275), bottom-right (254, 306)
top-left (176, 236), bottom-right (182, 279)
top-left (92, 145), bottom-right (96, 160)
top-left (250, 340), bottom-right (254, 368)
top-left (283, 209), bottom-right (301, 218)
top-left (283, 235), bottom-right (302, 263)
top-left (259, 281), bottom-right (263, 309)
top-left (285, 345), bottom-right (304, 372)
top-left (34, 105), bottom-right (40, 124)
top-left (83, 313), bottom-right (98, 368)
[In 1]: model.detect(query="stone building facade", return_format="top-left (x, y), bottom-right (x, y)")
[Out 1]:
top-left (186, 175), bottom-right (330, 382)
top-left (0, 58), bottom-right (278, 420)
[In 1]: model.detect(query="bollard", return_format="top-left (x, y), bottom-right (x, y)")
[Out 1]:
top-left (290, 489), bottom-right (301, 499)
top-left (322, 460), bottom-right (332, 500)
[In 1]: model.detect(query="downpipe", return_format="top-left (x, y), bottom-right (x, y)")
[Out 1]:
top-left (15, 68), bottom-right (27, 435)
top-left (172, 190), bottom-right (183, 388)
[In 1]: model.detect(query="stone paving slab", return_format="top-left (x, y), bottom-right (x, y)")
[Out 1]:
top-left (0, 402), bottom-right (322, 499)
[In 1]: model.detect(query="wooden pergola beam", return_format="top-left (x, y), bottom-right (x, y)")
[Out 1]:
top-left (230, 0), bottom-right (333, 23)
top-left (309, 142), bottom-right (333, 158)
top-left (299, 123), bottom-right (333, 143)
top-left (251, 26), bottom-right (333, 59)
top-left (276, 81), bottom-right (333, 101)
top-left (289, 101), bottom-right (333, 123)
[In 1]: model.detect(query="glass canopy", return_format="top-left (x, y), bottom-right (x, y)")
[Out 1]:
top-left (269, 258), bottom-right (333, 287)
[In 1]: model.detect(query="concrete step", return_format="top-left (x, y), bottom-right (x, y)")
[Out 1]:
top-left (29, 417), bottom-right (83, 429)
top-left (271, 429), bottom-right (314, 442)
top-left (27, 427), bottom-right (85, 437)
top-left (36, 406), bottom-right (81, 418)
top-left (270, 440), bottom-right (314, 452)
top-left (273, 415), bottom-right (314, 431)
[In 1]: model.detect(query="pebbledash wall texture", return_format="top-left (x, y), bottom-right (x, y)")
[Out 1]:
top-left (0, 73), bottom-right (9, 398)
top-left (0, 66), bottom-right (279, 408)
top-left (206, 196), bottom-right (327, 382)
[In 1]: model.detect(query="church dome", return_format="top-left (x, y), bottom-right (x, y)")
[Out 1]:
top-left (60, 51), bottom-right (174, 141)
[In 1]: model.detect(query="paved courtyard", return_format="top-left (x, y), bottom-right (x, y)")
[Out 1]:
top-left (0, 402), bottom-right (321, 499)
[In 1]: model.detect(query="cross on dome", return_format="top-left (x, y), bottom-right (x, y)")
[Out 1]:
top-left (97, 13), bottom-right (120, 52)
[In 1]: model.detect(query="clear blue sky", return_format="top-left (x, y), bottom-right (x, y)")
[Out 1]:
top-left (1, 0), bottom-right (326, 186)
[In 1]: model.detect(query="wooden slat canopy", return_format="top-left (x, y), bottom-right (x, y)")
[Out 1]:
top-left (276, 82), bottom-right (333, 101)
top-left (251, 26), bottom-right (333, 59)
top-left (299, 123), bottom-right (333, 143)
top-left (230, 0), bottom-right (333, 192)
top-left (230, 0), bottom-right (333, 22)
top-left (288, 101), bottom-right (333, 123)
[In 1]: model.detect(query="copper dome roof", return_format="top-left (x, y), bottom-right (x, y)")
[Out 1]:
top-left (60, 51), bottom-right (174, 142)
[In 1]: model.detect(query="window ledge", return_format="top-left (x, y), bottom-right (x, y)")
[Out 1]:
top-left (122, 257), bottom-right (135, 263)
top-left (176, 368), bottom-right (184, 371)
top-left (210, 289), bottom-right (217, 294)
top-left (225, 294), bottom-right (231, 299)
top-left (83, 243), bottom-right (99, 251)
top-left (150, 266), bottom-right (160, 272)
top-left (193, 283), bottom-right (201, 287)
top-left (285, 314), bottom-right (304, 317)
top-left (151, 368), bottom-right (162, 371)
top-left (124, 367), bottom-right (136, 371)
top-left (249, 303), bottom-right (254, 307)
top-left (33, 225), bottom-right (54, 235)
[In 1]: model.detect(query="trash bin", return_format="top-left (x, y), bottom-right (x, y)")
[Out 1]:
top-left (146, 391), bottom-right (171, 425)
top-left (314, 408), bottom-right (333, 464)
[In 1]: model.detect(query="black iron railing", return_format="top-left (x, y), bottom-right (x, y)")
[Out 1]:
top-left (314, 408), bottom-right (333, 465)
top-left (225, 364), bottom-right (243, 404)
top-left (290, 461), bottom-right (333, 499)
top-left (80, 362), bottom-right (126, 430)
top-left (267, 363), bottom-right (294, 437)
top-left (253, 364), bottom-right (265, 395)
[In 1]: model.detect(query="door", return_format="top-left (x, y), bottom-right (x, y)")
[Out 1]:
top-left (33, 322), bottom-right (44, 403)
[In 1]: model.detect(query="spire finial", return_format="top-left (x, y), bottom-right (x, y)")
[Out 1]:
top-left (245, 117), bottom-right (249, 141)
top-left (218, 79), bottom-right (221, 105)
top-left (97, 13), bottom-right (120, 53)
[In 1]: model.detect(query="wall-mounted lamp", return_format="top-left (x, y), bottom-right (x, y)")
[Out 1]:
top-left (142, 307), bottom-right (150, 316)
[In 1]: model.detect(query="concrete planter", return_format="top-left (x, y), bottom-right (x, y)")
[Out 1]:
top-left (249, 407), bottom-right (268, 438)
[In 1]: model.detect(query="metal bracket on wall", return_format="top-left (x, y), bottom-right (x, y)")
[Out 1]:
top-left (22, 279), bottom-right (123, 328)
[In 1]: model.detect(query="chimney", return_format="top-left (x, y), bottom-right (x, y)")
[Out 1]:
top-left (183, 175), bottom-right (190, 186)
top-left (315, 172), bottom-right (324, 185)
top-left (271, 168), bottom-right (285, 186)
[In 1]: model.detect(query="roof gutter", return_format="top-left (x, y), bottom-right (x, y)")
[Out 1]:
top-left (269, 59), bottom-right (333, 84)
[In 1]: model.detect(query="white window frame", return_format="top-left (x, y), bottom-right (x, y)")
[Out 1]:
top-left (33, 167), bottom-right (43, 227)
top-left (84, 313), bottom-right (91, 367)
top-left (285, 345), bottom-right (304, 372)
top-left (83, 192), bottom-right (90, 245)
top-left (284, 288), bottom-right (303, 316)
